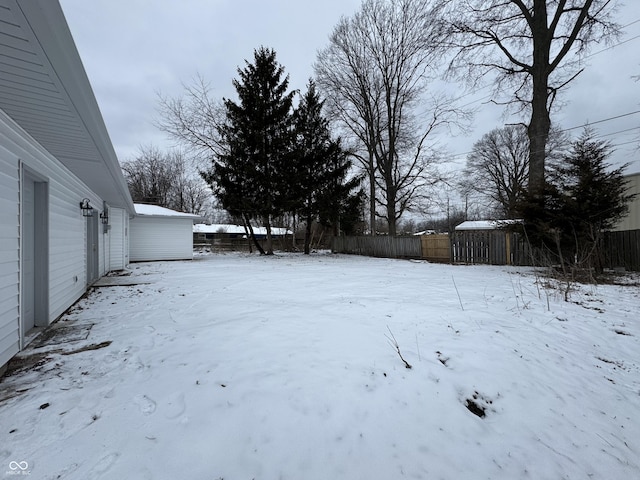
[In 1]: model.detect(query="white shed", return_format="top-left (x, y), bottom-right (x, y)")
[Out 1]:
top-left (0, 1), bottom-right (135, 371)
top-left (130, 205), bottom-right (202, 262)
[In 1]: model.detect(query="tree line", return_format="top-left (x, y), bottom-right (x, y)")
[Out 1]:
top-left (126, 0), bottom-right (634, 271)
top-left (158, 49), bottom-right (363, 255)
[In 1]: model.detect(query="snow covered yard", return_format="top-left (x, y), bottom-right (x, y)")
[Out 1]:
top-left (1, 252), bottom-right (639, 479)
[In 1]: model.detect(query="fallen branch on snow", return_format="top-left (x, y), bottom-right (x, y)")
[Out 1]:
top-left (386, 326), bottom-right (412, 369)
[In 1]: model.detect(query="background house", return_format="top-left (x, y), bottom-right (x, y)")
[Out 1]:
top-left (604, 172), bottom-right (640, 270)
top-left (0, 1), bottom-right (135, 372)
top-left (612, 172), bottom-right (640, 232)
top-left (130, 204), bottom-right (201, 262)
top-left (452, 220), bottom-right (529, 266)
top-left (193, 223), bottom-right (292, 252)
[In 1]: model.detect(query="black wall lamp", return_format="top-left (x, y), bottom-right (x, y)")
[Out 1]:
top-left (99, 209), bottom-right (109, 224)
top-left (79, 198), bottom-right (94, 217)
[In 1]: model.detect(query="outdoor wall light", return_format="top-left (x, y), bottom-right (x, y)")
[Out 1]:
top-left (79, 198), bottom-right (94, 217)
top-left (99, 209), bottom-right (109, 224)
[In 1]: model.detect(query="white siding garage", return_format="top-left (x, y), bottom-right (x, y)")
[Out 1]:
top-left (0, 1), bottom-right (135, 371)
top-left (130, 205), bottom-right (201, 262)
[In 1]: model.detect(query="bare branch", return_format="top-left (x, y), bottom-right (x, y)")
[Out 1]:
top-left (385, 326), bottom-right (412, 369)
top-left (316, 0), bottom-right (467, 235)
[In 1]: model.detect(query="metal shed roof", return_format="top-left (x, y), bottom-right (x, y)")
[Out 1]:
top-left (455, 220), bottom-right (523, 231)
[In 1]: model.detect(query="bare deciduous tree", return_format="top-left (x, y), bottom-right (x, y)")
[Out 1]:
top-left (448, 0), bottom-right (621, 198)
top-left (316, 0), bottom-right (461, 236)
top-left (461, 124), bottom-right (571, 217)
top-left (156, 75), bottom-right (226, 157)
top-left (122, 146), bottom-right (211, 215)
top-left (461, 125), bottom-right (530, 217)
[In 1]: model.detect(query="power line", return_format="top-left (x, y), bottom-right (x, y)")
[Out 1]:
top-left (585, 33), bottom-right (640, 59)
top-left (440, 110), bottom-right (640, 162)
top-left (561, 110), bottom-right (640, 132)
top-left (438, 20), bottom-right (640, 113)
top-left (597, 126), bottom-right (640, 138)
top-left (622, 18), bottom-right (640, 28)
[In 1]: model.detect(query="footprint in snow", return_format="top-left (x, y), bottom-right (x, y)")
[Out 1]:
top-left (86, 453), bottom-right (119, 477)
top-left (134, 394), bottom-right (156, 415)
top-left (51, 462), bottom-right (80, 478)
top-left (164, 392), bottom-right (186, 420)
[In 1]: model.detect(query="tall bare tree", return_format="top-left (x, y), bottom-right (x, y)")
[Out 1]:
top-left (316, 0), bottom-right (459, 236)
top-left (315, 15), bottom-right (382, 235)
top-left (461, 124), bottom-right (571, 217)
top-left (156, 75), bottom-right (226, 157)
top-left (461, 125), bottom-right (530, 217)
top-left (448, 0), bottom-right (621, 199)
top-left (122, 146), bottom-right (210, 215)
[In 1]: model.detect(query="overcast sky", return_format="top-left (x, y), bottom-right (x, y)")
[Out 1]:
top-left (59, 0), bottom-right (639, 174)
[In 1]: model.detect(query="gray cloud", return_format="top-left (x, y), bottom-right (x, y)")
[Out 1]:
top-left (60, 0), bottom-right (640, 172)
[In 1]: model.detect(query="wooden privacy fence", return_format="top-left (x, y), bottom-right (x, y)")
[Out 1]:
top-left (451, 231), bottom-right (532, 266)
top-left (331, 234), bottom-right (450, 262)
top-left (328, 230), bottom-right (640, 271)
top-left (602, 229), bottom-right (640, 271)
top-left (195, 237), bottom-right (292, 253)
top-left (332, 232), bottom-right (531, 266)
top-left (420, 234), bottom-right (451, 263)
top-left (332, 235), bottom-right (422, 259)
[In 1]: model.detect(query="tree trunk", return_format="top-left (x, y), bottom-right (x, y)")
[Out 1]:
top-left (367, 148), bottom-right (376, 236)
top-left (304, 214), bottom-right (313, 255)
top-left (291, 215), bottom-right (298, 251)
top-left (264, 215), bottom-right (274, 255)
top-left (241, 213), bottom-right (253, 253)
top-left (527, 80), bottom-right (551, 199)
top-left (527, 1), bottom-right (551, 199)
top-left (384, 167), bottom-right (397, 236)
top-left (244, 214), bottom-right (265, 255)
top-left (386, 193), bottom-right (397, 237)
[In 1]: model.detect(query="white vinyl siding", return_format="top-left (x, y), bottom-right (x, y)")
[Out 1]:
top-left (130, 217), bottom-right (194, 262)
top-left (47, 184), bottom-right (88, 318)
top-left (108, 207), bottom-right (128, 270)
top-left (613, 173), bottom-right (640, 232)
top-left (0, 109), bottom-right (126, 366)
top-left (0, 144), bottom-right (19, 367)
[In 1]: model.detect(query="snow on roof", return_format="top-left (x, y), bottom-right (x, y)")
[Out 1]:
top-left (134, 203), bottom-right (202, 219)
top-left (455, 219), bottom-right (523, 231)
top-left (193, 223), bottom-right (291, 236)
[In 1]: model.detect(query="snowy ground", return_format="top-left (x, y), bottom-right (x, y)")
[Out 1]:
top-left (1, 252), bottom-right (639, 479)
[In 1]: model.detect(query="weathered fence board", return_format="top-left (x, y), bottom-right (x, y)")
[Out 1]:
top-left (602, 229), bottom-right (640, 271)
top-left (332, 236), bottom-right (422, 259)
top-left (451, 231), bottom-right (532, 266)
top-left (325, 229), bottom-right (640, 271)
top-left (195, 237), bottom-right (291, 253)
top-left (420, 234), bottom-right (451, 263)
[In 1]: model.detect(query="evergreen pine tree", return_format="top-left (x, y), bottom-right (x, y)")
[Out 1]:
top-left (205, 47), bottom-right (295, 255)
top-left (524, 128), bottom-right (634, 275)
top-left (292, 81), bottom-right (363, 253)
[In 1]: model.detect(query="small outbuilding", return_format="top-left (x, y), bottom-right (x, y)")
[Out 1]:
top-left (130, 205), bottom-right (202, 262)
top-left (452, 219), bottom-right (528, 266)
